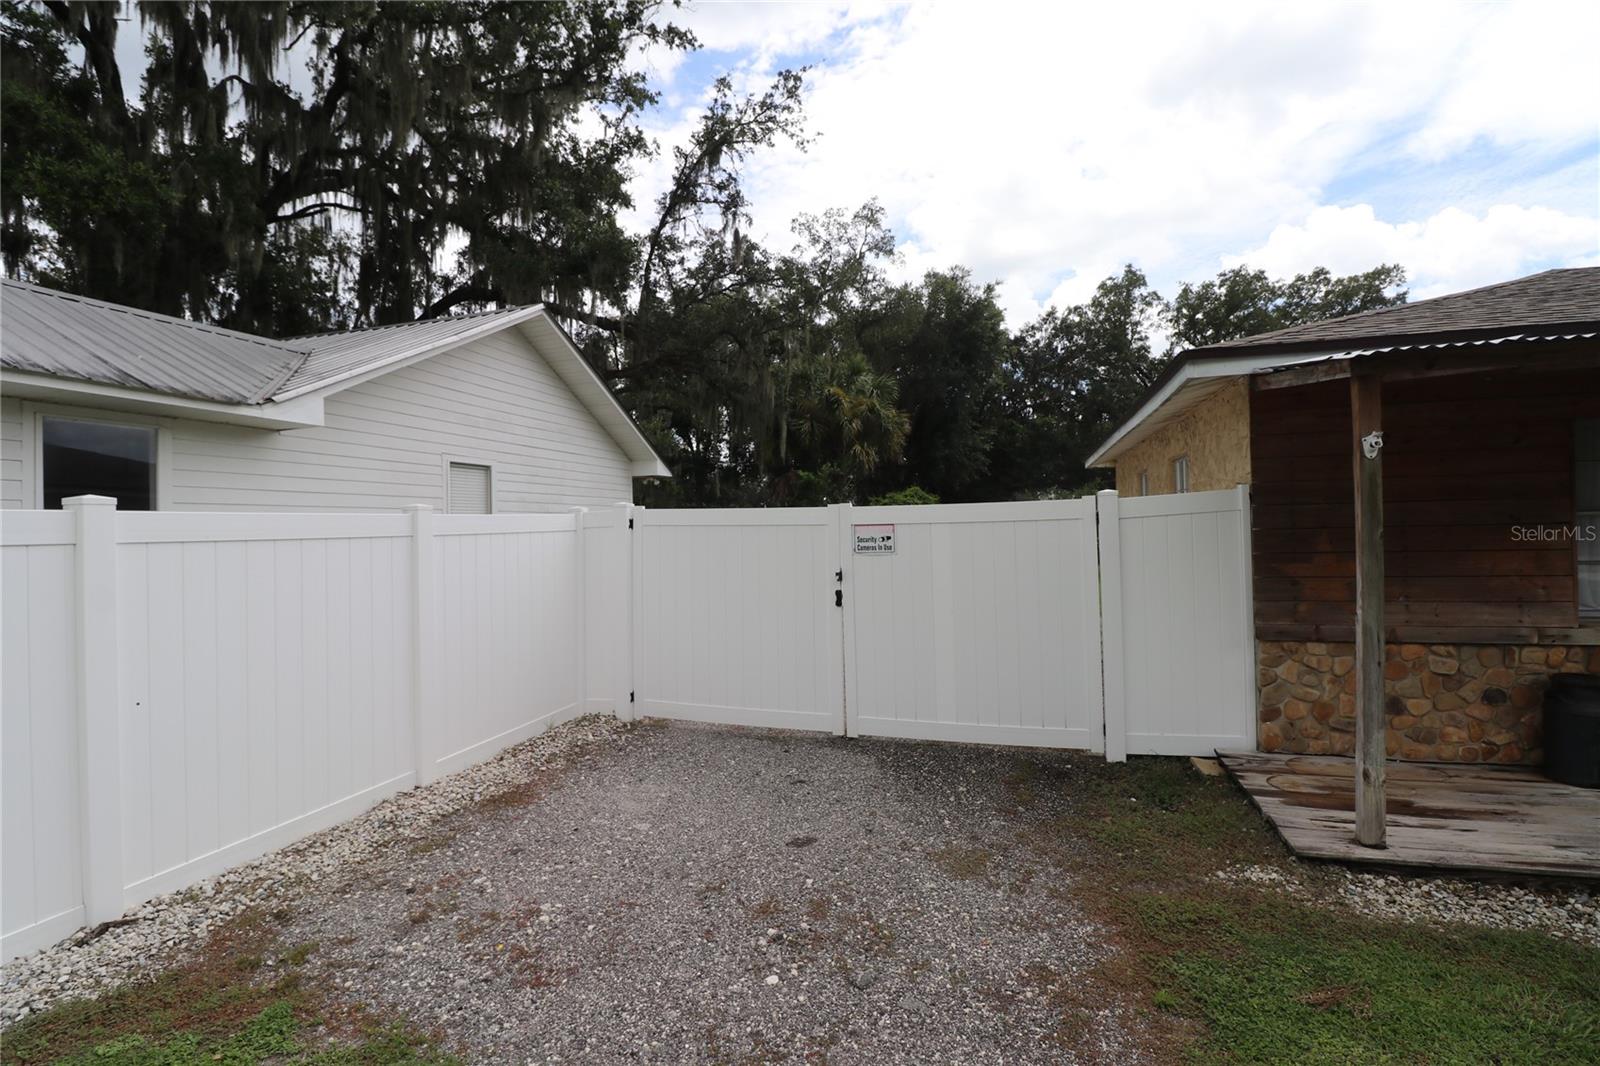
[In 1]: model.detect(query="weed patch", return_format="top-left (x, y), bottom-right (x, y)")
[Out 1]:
top-left (1012, 753), bottom-right (1600, 1064)
top-left (1, 912), bottom-right (453, 1066)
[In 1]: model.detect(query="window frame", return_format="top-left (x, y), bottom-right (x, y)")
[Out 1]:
top-left (1577, 418), bottom-right (1599, 620)
top-left (442, 456), bottom-right (497, 514)
top-left (1138, 470), bottom-right (1149, 497)
top-left (27, 402), bottom-right (172, 510)
top-left (1172, 454), bottom-right (1191, 494)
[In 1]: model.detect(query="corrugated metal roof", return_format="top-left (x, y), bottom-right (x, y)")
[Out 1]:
top-left (0, 280), bottom-right (311, 404)
top-left (0, 281), bottom-right (669, 473)
top-left (276, 306), bottom-right (533, 398)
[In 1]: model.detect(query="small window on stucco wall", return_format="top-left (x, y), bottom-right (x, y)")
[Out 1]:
top-left (1172, 455), bottom-right (1191, 494)
top-left (1138, 470), bottom-right (1150, 497)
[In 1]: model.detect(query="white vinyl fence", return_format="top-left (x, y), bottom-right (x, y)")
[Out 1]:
top-left (2, 487), bottom-right (1255, 961)
top-left (1, 499), bottom-right (624, 962)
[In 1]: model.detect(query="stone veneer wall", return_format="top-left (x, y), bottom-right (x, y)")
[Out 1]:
top-left (1258, 640), bottom-right (1600, 764)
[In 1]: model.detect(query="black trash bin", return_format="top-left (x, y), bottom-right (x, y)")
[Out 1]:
top-left (1543, 673), bottom-right (1600, 788)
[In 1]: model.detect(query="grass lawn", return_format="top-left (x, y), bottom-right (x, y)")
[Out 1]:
top-left (1010, 755), bottom-right (1600, 1065)
top-left (0, 913), bottom-right (455, 1066)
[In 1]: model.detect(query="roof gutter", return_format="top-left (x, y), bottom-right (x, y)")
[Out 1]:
top-left (0, 370), bottom-right (327, 429)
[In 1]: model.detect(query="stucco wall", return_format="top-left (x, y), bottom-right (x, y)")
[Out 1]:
top-left (1113, 378), bottom-right (1250, 495)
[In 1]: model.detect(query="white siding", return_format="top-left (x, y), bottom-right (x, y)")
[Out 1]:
top-left (6, 329), bottom-right (634, 512)
top-left (2, 396), bottom-right (25, 508)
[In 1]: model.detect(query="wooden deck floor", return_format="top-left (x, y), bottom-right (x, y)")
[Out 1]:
top-left (1216, 751), bottom-right (1600, 879)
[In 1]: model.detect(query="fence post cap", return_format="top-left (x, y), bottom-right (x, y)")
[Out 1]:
top-left (400, 503), bottom-right (434, 514)
top-left (62, 495), bottom-right (117, 509)
top-left (1095, 488), bottom-right (1119, 500)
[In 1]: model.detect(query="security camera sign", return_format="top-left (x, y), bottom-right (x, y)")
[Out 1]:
top-left (853, 523), bottom-right (895, 554)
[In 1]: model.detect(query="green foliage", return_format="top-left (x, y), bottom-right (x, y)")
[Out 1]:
top-left (868, 486), bottom-right (939, 506)
top-left (1, 0), bottom-right (689, 330)
top-left (1, 2), bottom-right (1411, 508)
top-left (1166, 263), bottom-right (1408, 353)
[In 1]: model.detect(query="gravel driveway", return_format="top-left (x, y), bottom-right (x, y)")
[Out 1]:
top-left (284, 719), bottom-right (1144, 1064)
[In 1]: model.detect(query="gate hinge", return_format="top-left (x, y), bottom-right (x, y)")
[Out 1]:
top-left (835, 589), bottom-right (843, 608)
top-left (628, 518), bottom-right (634, 529)
top-left (629, 690), bottom-right (635, 703)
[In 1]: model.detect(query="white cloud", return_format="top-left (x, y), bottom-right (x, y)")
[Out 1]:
top-left (631, 0), bottom-right (1599, 322)
top-left (1225, 203), bottom-right (1600, 298)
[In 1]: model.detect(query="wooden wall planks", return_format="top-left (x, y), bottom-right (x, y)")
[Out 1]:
top-left (1250, 367), bottom-right (1600, 640)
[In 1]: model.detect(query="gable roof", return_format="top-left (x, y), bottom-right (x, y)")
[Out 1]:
top-left (1086, 267), bottom-right (1600, 469)
top-left (278, 306), bottom-right (532, 398)
top-left (0, 280), bottom-right (668, 475)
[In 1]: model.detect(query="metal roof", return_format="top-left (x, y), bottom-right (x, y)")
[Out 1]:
top-left (0, 280), bottom-right (311, 404)
top-left (0, 280), bottom-right (669, 475)
top-left (275, 306), bottom-right (534, 399)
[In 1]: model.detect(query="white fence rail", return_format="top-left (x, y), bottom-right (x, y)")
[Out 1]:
top-left (2, 488), bottom-right (1255, 961)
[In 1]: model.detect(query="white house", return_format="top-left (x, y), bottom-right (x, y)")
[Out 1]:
top-left (0, 281), bottom-right (668, 513)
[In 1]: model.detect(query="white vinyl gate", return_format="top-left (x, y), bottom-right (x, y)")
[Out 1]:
top-left (629, 488), bottom-right (1256, 756)
top-left (841, 500), bottom-right (1104, 749)
top-left (631, 508), bottom-right (844, 732)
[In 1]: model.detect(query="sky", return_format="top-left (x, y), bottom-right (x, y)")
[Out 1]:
top-left (94, 0), bottom-right (1600, 327)
top-left (625, 0), bottom-right (1600, 324)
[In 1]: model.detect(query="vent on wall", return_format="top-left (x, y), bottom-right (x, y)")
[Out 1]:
top-left (447, 462), bottom-right (492, 514)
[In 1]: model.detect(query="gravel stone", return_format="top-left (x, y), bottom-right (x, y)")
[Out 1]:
top-left (278, 722), bottom-right (1144, 1063)
top-left (1215, 862), bottom-right (1600, 945)
top-left (0, 714), bottom-right (627, 1027)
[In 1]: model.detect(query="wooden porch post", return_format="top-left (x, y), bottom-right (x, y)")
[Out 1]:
top-left (1351, 373), bottom-right (1386, 847)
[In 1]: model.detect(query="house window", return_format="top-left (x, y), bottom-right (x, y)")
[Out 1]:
top-left (1138, 470), bottom-right (1149, 497)
top-left (447, 461), bottom-right (493, 514)
top-left (1578, 419), bottom-right (1599, 618)
top-left (1172, 455), bottom-right (1191, 494)
top-left (41, 416), bottom-right (156, 510)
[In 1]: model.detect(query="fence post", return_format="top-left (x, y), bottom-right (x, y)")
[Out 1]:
top-left (614, 502), bottom-right (635, 722)
top-left (829, 502), bottom-right (851, 737)
top-left (571, 507), bottom-right (589, 722)
top-left (1095, 490), bottom-right (1128, 763)
top-left (628, 506), bottom-right (645, 722)
top-left (1234, 483), bottom-right (1258, 749)
top-left (64, 494), bottom-right (125, 924)
top-left (403, 505), bottom-right (438, 786)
